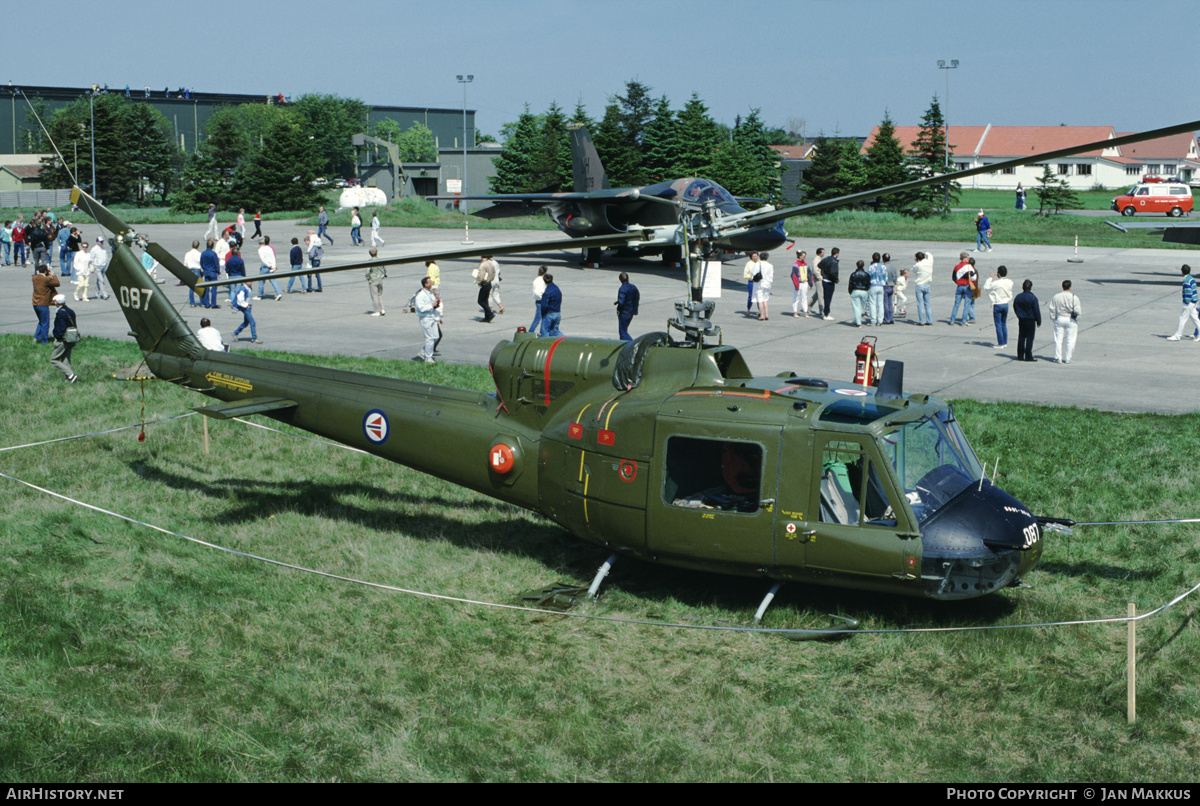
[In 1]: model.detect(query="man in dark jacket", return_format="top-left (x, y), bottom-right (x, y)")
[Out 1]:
top-left (615, 272), bottom-right (639, 341)
top-left (540, 274), bottom-right (562, 337)
top-left (50, 294), bottom-right (79, 382)
top-left (818, 247), bottom-right (840, 321)
top-left (1013, 279), bottom-right (1041, 362)
top-left (200, 239), bottom-right (220, 308)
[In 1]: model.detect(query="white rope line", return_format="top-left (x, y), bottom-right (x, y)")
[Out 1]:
top-left (1, 416), bottom-right (1197, 636)
top-left (230, 417), bottom-right (371, 454)
top-left (0, 412), bottom-right (196, 452)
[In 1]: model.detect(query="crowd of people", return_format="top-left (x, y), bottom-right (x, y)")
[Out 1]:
top-left (740, 242), bottom-right (1096, 364)
top-left (24, 197), bottom-right (1200, 382)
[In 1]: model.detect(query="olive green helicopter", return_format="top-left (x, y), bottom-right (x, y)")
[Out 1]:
top-left (76, 117), bottom-right (1200, 611)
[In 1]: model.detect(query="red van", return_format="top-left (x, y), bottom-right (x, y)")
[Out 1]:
top-left (1111, 182), bottom-right (1193, 217)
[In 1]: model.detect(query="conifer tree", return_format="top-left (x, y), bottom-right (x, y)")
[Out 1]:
top-left (640, 96), bottom-right (678, 184)
top-left (489, 105), bottom-right (540, 193)
top-left (121, 104), bottom-right (174, 204)
top-left (227, 117), bottom-right (323, 212)
top-left (732, 108), bottom-right (782, 201)
top-left (615, 79), bottom-right (653, 185)
top-left (1033, 165), bottom-right (1083, 214)
top-left (801, 135), bottom-right (865, 203)
top-left (592, 102), bottom-right (631, 185)
top-left (863, 110), bottom-right (909, 210)
top-left (528, 101), bottom-right (570, 192)
top-left (673, 94), bottom-right (720, 178)
top-left (905, 95), bottom-right (959, 217)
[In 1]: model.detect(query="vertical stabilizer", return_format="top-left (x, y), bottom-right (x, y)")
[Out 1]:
top-left (568, 124), bottom-right (610, 192)
top-left (71, 187), bottom-right (201, 359)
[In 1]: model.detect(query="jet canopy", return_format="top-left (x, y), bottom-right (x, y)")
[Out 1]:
top-left (680, 179), bottom-right (740, 210)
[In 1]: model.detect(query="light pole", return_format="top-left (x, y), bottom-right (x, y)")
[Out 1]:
top-left (457, 75), bottom-right (474, 210)
top-left (457, 74), bottom-right (474, 244)
top-left (937, 59), bottom-right (958, 213)
top-left (90, 87), bottom-right (98, 198)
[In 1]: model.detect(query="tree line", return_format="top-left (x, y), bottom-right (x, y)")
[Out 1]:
top-left (32, 93), bottom-right (438, 213)
top-left (802, 97), bottom-right (963, 217)
top-left (489, 80), bottom-right (788, 203)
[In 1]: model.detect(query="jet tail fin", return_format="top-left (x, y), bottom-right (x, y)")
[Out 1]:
top-left (568, 124), bottom-right (610, 192)
top-left (71, 187), bottom-right (202, 359)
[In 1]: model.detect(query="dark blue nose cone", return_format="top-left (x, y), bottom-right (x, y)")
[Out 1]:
top-left (919, 482), bottom-right (1044, 599)
top-left (727, 221), bottom-right (788, 254)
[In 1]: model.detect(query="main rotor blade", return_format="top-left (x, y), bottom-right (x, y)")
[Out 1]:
top-left (71, 186), bottom-right (134, 238)
top-left (197, 230), bottom-right (657, 290)
top-left (738, 118), bottom-right (1200, 227)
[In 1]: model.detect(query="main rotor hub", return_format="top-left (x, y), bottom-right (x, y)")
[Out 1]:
top-left (668, 299), bottom-right (720, 347)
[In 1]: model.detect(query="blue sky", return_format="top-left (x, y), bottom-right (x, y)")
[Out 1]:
top-left (24, 0), bottom-right (1197, 141)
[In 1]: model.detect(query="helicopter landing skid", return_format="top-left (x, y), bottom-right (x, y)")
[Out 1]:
top-left (753, 582), bottom-right (783, 623)
top-left (587, 553), bottom-right (619, 600)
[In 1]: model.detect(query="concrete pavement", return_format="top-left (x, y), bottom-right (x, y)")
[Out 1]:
top-left (2, 218), bottom-right (1197, 413)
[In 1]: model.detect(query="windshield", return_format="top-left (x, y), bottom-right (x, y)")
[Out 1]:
top-left (880, 410), bottom-right (984, 523)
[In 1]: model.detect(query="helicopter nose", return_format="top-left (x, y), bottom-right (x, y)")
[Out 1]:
top-left (918, 481), bottom-right (1043, 600)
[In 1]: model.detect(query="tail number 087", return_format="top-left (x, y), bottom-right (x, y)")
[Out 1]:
top-left (118, 286), bottom-right (154, 310)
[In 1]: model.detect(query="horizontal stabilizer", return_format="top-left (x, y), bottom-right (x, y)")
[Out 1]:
top-left (194, 397), bottom-right (298, 420)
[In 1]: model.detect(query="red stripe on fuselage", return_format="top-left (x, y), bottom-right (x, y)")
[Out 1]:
top-left (544, 337), bottom-right (566, 406)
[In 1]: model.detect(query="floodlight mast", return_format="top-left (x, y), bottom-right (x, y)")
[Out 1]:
top-left (937, 59), bottom-right (959, 214)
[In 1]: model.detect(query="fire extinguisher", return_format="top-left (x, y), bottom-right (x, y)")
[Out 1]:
top-left (854, 335), bottom-right (881, 386)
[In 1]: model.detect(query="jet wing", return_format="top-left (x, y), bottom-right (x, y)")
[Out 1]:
top-left (1105, 220), bottom-right (1200, 246)
top-left (428, 187), bottom-right (642, 219)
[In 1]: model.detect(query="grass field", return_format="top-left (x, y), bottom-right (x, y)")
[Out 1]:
top-left (2, 335), bottom-right (1198, 782)
top-left (958, 188), bottom-right (1126, 212)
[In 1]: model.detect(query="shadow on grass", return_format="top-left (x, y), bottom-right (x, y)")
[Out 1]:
top-left (1035, 559), bottom-right (1161, 582)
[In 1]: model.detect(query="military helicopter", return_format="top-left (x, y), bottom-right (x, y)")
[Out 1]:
top-left (75, 116), bottom-right (1200, 606)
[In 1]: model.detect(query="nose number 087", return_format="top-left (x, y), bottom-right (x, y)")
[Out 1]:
top-left (119, 286), bottom-right (154, 311)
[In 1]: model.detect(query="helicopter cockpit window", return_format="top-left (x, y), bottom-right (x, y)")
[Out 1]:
top-left (663, 436), bottom-right (762, 513)
top-left (819, 441), bottom-right (896, 527)
top-left (880, 411), bottom-right (983, 523)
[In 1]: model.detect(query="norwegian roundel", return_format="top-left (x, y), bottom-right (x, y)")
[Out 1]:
top-left (363, 409), bottom-right (389, 444)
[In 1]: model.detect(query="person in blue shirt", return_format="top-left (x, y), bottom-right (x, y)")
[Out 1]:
top-left (615, 272), bottom-right (639, 341)
top-left (540, 274), bottom-right (563, 337)
top-left (199, 239), bottom-right (220, 308)
top-left (225, 246), bottom-right (246, 306)
top-left (1167, 264), bottom-right (1200, 341)
top-left (975, 211), bottom-right (992, 252)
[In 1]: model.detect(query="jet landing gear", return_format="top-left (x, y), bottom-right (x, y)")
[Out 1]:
top-left (581, 247), bottom-right (603, 268)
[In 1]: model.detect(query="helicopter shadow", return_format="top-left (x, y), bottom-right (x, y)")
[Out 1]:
top-left (128, 458), bottom-right (1027, 627)
top-left (127, 458), bottom-right (583, 567)
top-left (1033, 559), bottom-right (1161, 582)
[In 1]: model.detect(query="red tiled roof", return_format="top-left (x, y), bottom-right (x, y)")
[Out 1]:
top-left (2, 164), bottom-right (42, 179)
top-left (861, 125), bottom-right (1131, 158)
top-left (862, 126), bottom-right (989, 156)
top-left (769, 144), bottom-right (815, 160)
top-left (980, 126), bottom-right (1115, 157)
top-left (1114, 131), bottom-right (1198, 160)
